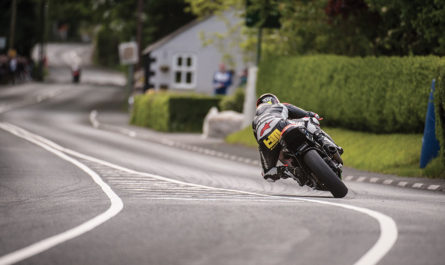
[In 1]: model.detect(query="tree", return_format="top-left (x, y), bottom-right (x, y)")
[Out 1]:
top-left (186, 0), bottom-right (445, 57)
top-left (0, 0), bottom-right (40, 57)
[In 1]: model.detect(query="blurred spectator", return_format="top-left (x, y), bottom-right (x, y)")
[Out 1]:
top-left (238, 68), bottom-right (248, 87)
top-left (0, 54), bottom-right (34, 84)
top-left (213, 63), bottom-right (233, 95)
top-left (9, 56), bottom-right (18, 84)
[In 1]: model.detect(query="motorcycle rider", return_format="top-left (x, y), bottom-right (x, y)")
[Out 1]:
top-left (252, 93), bottom-right (342, 183)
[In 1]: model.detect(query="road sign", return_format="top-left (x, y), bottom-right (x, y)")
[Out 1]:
top-left (119, 42), bottom-right (139, 65)
top-left (0, 37), bottom-right (6, 49)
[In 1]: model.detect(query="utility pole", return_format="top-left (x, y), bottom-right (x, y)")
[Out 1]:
top-left (37, 0), bottom-right (46, 81)
top-left (9, 0), bottom-right (17, 51)
top-left (136, 0), bottom-right (143, 70)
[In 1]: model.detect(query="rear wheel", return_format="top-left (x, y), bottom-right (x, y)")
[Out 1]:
top-left (303, 150), bottom-right (348, 198)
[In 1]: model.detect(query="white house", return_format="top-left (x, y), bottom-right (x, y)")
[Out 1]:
top-left (142, 11), bottom-right (249, 95)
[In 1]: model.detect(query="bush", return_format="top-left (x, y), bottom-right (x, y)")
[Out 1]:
top-left (435, 63), bottom-right (445, 164)
top-left (219, 86), bottom-right (245, 112)
top-left (94, 26), bottom-right (120, 67)
top-left (257, 55), bottom-right (445, 134)
top-left (130, 92), bottom-right (221, 132)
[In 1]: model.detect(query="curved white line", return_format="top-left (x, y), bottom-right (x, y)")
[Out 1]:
top-left (0, 122), bottom-right (398, 265)
top-left (0, 123), bottom-right (123, 265)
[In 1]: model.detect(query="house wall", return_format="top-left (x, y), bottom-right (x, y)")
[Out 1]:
top-left (149, 12), bottom-right (247, 95)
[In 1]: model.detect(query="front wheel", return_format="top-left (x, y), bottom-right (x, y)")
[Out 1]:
top-left (303, 150), bottom-right (348, 198)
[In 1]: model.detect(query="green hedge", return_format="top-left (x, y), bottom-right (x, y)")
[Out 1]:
top-left (130, 92), bottom-right (221, 132)
top-left (219, 86), bottom-right (245, 112)
top-left (436, 70), bottom-right (445, 163)
top-left (257, 55), bottom-right (445, 134)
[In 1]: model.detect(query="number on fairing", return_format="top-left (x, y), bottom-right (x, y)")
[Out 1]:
top-left (263, 129), bottom-right (281, 149)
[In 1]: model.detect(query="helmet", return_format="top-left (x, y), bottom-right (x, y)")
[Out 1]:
top-left (256, 93), bottom-right (279, 107)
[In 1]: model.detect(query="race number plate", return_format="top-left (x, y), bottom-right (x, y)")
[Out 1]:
top-left (263, 129), bottom-right (281, 149)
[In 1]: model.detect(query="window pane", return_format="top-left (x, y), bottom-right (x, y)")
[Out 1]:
top-left (186, 72), bottom-right (192, 84)
top-left (175, 71), bottom-right (181, 83)
top-left (186, 57), bottom-right (192, 67)
top-left (177, 57), bottom-right (182, 66)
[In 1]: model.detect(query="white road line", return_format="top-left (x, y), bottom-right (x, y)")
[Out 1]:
top-left (427, 185), bottom-right (440, 191)
top-left (0, 123), bottom-right (124, 265)
top-left (398, 181), bottom-right (408, 187)
top-left (412, 183), bottom-right (424, 189)
top-left (0, 122), bottom-right (398, 265)
top-left (344, 176), bottom-right (354, 181)
top-left (370, 177), bottom-right (379, 183)
top-left (383, 179), bottom-right (393, 185)
top-left (89, 110), bottom-right (99, 128)
top-left (357, 176), bottom-right (367, 182)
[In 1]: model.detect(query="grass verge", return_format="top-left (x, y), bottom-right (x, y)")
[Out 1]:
top-left (226, 126), bottom-right (445, 178)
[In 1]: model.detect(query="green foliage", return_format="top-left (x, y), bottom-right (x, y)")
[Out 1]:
top-left (219, 86), bottom-right (245, 112)
top-left (226, 126), bottom-right (444, 178)
top-left (130, 92), bottom-right (220, 132)
top-left (435, 61), bottom-right (445, 164)
top-left (257, 55), bottom-right (444, 133)
top-left (423, 157), bottom-right (445, 178)
top-left (0, 1), bottom-right (39, 57)
top-left (93, 26), bottom-right (120, 67)
top-left (225, 126), bottom-right (257, 147)
top-left (185, 0), bottom-right (445, 57)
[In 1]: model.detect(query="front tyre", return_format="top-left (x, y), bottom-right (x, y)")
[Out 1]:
top-left (303, 150), bottom-right (348, 198)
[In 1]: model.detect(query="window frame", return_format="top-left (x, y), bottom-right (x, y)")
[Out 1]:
top-left (171, 53), bottom-right (197, 89)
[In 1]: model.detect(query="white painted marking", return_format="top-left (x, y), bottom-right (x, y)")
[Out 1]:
top-left (0, 122), bottom-right (399, 265)
top-left (383, 179), bottom-right (393, 185)
top-left (357, 176), bottom-right (367, 182)
top-left (370, 177), bottom-right (379, 183)
top-left (89, 110), bottom-right (100, 128)
top-left (0, 123), bottom-right (123, 265)
top-left (344, 176), bottom-right (354, 181)
top-left (412, 183), bottom-right (423, 189)
top-left (427, 185), bottom-right (440, 191)
top-left (398, 181), bottom-right (408, 187)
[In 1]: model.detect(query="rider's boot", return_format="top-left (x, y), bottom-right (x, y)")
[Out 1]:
top-left (263, 166), bottom-right (297, 183)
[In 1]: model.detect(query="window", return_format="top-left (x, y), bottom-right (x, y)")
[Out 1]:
top-left (172, 54), bottom-right (196, 89)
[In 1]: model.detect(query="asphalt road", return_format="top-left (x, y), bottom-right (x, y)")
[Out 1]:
top-left (1, 80), bottom-right (445, 265)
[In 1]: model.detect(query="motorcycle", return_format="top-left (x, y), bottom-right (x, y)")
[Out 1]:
top-left (279, 117), bottom-right (348, 198)
top-left (72, 65), bottom-right (81, 83)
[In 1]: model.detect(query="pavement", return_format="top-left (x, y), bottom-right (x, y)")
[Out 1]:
top-left (90, 108), bottom-right (445, 194)
top-left (2, 81), bottom-right (445, 265)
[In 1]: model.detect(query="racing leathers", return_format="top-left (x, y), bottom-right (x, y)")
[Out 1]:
top-left (252, 102), bottom-right (338, 182)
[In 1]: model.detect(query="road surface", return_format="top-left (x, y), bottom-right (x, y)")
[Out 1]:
top-left (0, 50), bottom-right (444, 264)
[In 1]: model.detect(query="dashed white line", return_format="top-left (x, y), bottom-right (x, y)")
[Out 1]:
top-left (0, 122), bottom-right (399, 265)
top-left (344, 176), bottom-right (354, 181)
top-left (398, 181), bottom-right (408, 187)
top-left (370, 177), bottom-right (380, 183)
top-left (383, 179), bottom-right (393, 185)
top-left (427, 185), bottom-right (440, 191)
top-left (412, 183), bottom-right (424, 189)
top-left (357, 176), bottom-right (367, 182)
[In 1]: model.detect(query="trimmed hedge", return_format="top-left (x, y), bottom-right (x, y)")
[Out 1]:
top-left (257, 55), bottom-right (445, 134)
top-left (130, 92), bottom-right (221, 132)
top-left (436, 69), bottom-right (445, 163)
top-left (219, 86), bottom-right (245, 112)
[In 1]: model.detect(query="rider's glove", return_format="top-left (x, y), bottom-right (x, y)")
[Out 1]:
top-left (307, 111), bottom-right (323, 120)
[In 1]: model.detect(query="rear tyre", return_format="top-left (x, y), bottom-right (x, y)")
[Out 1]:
top-left (303, 150), bottom-right (348, 198)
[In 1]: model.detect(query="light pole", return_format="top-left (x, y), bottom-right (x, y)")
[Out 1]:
top-left (9, 0), bottom-right (17, 51)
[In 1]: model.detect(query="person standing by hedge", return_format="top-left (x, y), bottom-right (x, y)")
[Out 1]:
top-left (213, 63), bottom-right (232, 95)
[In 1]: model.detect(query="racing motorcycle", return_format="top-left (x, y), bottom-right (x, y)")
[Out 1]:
top-left (279, 117), bottom-right (348, 198)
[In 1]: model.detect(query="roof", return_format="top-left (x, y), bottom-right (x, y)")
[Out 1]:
top-left (142, 16), bottom-right (212, 55)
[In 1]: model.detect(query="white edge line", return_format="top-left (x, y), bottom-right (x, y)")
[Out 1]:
top-left (0, 122), bottom-right (398, 265)
top-left (0, 123), bottom-right (123, 265)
